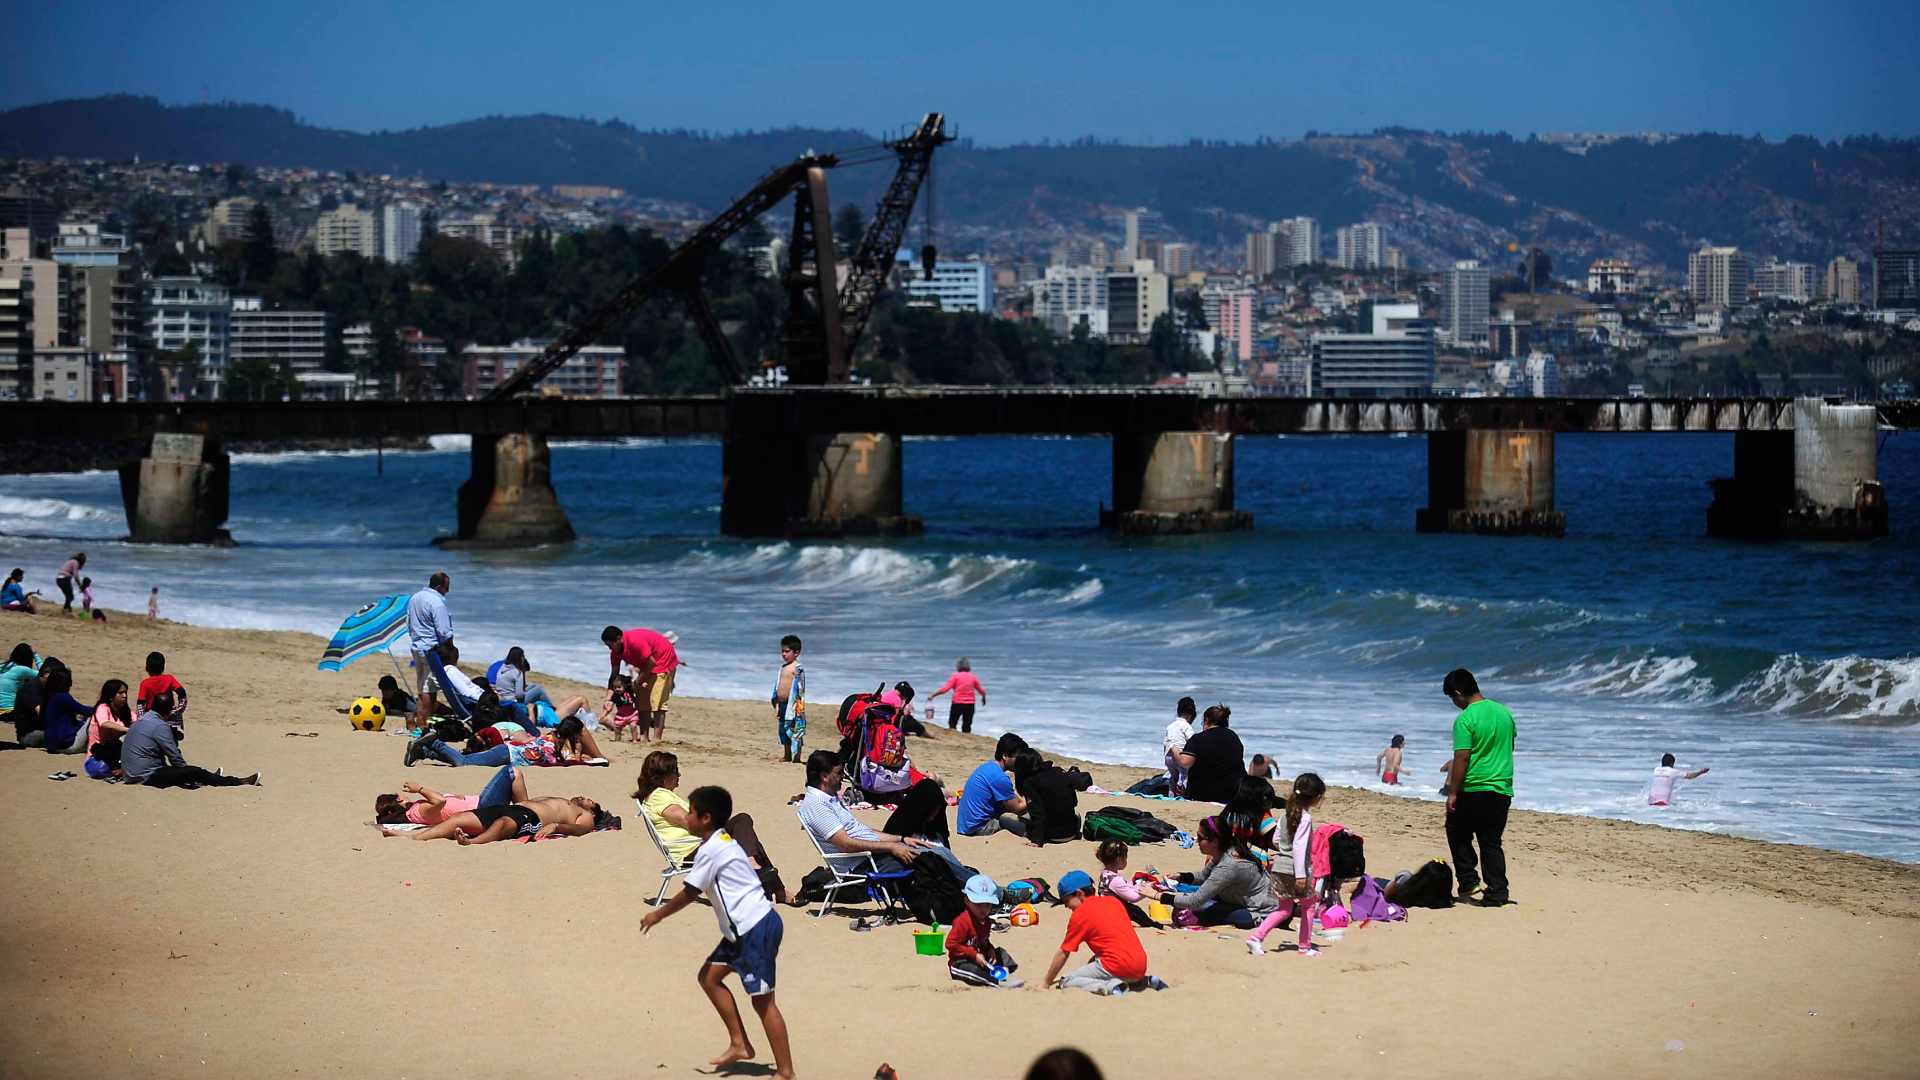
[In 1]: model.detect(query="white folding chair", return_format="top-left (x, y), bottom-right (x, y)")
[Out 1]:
top-left (635, 798), bottom-right (693, 906)
top-left (795, 811), bottom-right (913, 921)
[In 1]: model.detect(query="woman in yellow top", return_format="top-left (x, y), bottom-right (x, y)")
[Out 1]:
top-left (634, 750), bottom-right (797, 905)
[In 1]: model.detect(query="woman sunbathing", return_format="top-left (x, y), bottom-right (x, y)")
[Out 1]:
top-left (376, 764), bottom-right (526, 828)
top-left (408, 716), bottom-right (608, 768)
top-left (403, 795), bottom-right (610, 844)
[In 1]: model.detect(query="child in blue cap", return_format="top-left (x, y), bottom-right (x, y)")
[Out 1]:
top-left (947, 873), bottom-right (1023, 987)
top-left (1042, 869), bottom-right (1166, 995)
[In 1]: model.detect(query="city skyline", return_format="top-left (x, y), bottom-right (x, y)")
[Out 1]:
top-left (7, 0), bottom-right (1919, 144)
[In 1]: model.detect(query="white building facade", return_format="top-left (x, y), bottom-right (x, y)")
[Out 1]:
top-left (1309, 301), bottom-right (1436, 396)
top-left (903, 257), bottom-right (995, 313)
top-left (144, 276), bottom-right (231, 398)
top-left (1444, 260), bottom-right (1490, 345)
top-left (382, 203), bottom-right (422, 263)
top-left (1335, 223), bottom-right (1385, 270)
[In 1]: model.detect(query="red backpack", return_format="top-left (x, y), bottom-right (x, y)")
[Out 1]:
top-left (868, 723), bottom-right (907, 770)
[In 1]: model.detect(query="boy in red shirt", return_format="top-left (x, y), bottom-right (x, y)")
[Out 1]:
top-left (1041, 870), bottom-right (1166, 995)
top-left (136, 651), bottom-right (187, 736)
top-left (947, 874), bottom-right (1023, 988)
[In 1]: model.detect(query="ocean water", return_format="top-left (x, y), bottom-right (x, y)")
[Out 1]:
top-left (4, 431), bottom-right (1917, 861)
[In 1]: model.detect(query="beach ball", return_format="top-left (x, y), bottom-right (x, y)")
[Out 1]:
top-left (1008, 902), bottom-right (1040, 927)
top-left (349, 697), bottom-right (387, 731)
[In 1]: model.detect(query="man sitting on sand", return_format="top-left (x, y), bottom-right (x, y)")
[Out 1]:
top-left (956, 733), bottom-right (1030, 837)
top-left (121, 690), bottom-right (259, 789)
top-left (400, 795), bottom-right (609, 844)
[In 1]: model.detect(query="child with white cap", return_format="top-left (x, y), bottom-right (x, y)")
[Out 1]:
top-left (947, 873), bottom-right (1023, 987)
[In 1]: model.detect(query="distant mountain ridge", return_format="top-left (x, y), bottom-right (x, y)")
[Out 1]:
top-left (6, 94), bottom-right (1917, 269)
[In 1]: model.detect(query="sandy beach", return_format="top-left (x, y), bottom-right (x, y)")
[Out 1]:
top-left (2, 609), bottom-right (1917, 1080)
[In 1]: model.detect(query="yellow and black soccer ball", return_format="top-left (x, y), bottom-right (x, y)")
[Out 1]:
top-left (349, 696), bottom-right (387, 731)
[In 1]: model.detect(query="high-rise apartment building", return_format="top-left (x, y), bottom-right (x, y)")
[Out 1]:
top-left (1587, 257), bottom-right (1638, 295)
top-left (1123, 210), bottom-right (1141, 262)
top-left (1873, 248), bottom-right (1919, 311)
top-left (1106, 261), bottom-right (1170, 343)
top-left (1443, 260), bottom-right (1490, 344)
top-left (462, 339), bottom-right (623, 398)
top-left (1825, 256), bottom-right (1861, 305)
top-left (1335, 223), bottom-right (1385, 270)
top-left (903, 256), bottom-right (996, 313)
top-left (1688, 246), bottom-right (1751, 308)
top-left (145, 276), bottom-right (231, 399)
top-left (382, 203), bottom-right (422, 263)
top-left (1032, 266), bottom-right (1109, 337)
top-left (199, 197), bottom-right (258, 246)
top-left (314, 203), bottom-right (379, 258)
top-left (230, 297), bottom-right (329, 374)
top-left (1159, 243), bottom-right (1196, 276)
top-left (1283, 217), bottom-right (1320, 266)
top-left (1244, 231), bottom-right (1278, 278)
top-left (1523, 350), bottom-right (1563, 397)
top-left (1201, 285), bottom-right (1256, 365)
top-left (1753, 258), bottom-right (1815, 302)
top-left (1309, 301), bottom-right (1436, 397)
top-left (439, 214), bottom-right (519, 266)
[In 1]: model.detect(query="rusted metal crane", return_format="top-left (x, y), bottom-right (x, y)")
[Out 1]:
top-left (484, 113), bottom-right (951, 399)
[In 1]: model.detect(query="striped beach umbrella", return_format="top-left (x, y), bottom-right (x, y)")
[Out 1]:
top-left (317, 593), bottom-right (411, 672)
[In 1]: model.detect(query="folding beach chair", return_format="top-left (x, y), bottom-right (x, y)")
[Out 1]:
top-left (796, 811), bottom-right (914, 923)
top-left (422, 649), bottom-right (475, 723)
top-left (635, 797), bottom-right (694, 906)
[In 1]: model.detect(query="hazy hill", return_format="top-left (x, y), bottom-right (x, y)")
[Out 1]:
top-left (6, 95), bottom-right (1917, 269)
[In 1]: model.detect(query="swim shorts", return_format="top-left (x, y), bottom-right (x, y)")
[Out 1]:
top-left (706, 911), bottom-right (783, 996)
top-left (473, 803), bottom-right (541, 837)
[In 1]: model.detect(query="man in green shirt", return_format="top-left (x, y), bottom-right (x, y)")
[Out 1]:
top-left (1444, 668), bottom-right (1515, 906)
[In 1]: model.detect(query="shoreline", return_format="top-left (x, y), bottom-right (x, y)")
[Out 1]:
top-left (2, 609), bottom-right (1917, 1078)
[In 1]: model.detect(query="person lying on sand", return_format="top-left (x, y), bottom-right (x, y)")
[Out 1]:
top-left (375, 765), bottom-right (526, 828)
top-left (400, 795), bottom-right (609, 844)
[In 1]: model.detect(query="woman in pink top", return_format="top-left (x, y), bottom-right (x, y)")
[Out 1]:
top-left (930, 657), bottom-right (987, 733)
top-left (375, 769), bottom-right (526, 829)
top-left (89, 679), bottom-right (133, 755)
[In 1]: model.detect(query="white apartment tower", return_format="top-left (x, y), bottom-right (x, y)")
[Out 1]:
top-left (1283, 217), bottom-right (1320, 266)
top-left (1335, 223), bottom-right (1385, 270)
top-left (314, 203), bottom-right (379, 258)
top-left (1825, 256), bottom-right (1861, 305)
top-left (382, 203), bottom-right (422, 263)
top-left (1688, 246), bottom-right (1751, 308)
top-left (1444, 260), bottom-right (1490, 344)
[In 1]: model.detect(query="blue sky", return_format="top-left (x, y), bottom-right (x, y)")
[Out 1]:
top-left (7, 0), bottom-right (1916, 142)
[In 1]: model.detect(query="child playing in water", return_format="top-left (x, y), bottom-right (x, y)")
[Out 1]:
top-left (602, 674), bottom-right (645, 742)
top-left (771, 635), bottom-right (805, 763)
top-left (1096, 839), bottom-right (1169, 928)
top-left (1247, 772), bottom-right (1327, 957)
top-left (80, 577), bottom-right (94, 615)
top-left (147, 587), bottom-right (159, 620)
top-left (1376, 734), bottom-right (1405, 784)
top-left (640, 785), bottom-right (796, 1080)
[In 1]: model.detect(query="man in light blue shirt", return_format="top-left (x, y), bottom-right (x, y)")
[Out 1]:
top-left (405, 572), bottom-right (453, 728)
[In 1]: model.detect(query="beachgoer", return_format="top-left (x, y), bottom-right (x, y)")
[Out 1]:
top-left (135, 651), bottom-right (188, 736)
top-left (409, 715), bottom-right (607, 769)
top-left (891, 681), bottom-right (930, 738)
top-left (3, 569), bottom-right (38, 613)
top-left (1173, 703), bottom-right (1244, 803)
top-left (494, 646), bottom-right (557, 721)
top-left (771, 634), bottom-right (805, 762)
top-left (849, 697), bottom-right (951, 843)
top-left (1220, 773), bottom-right (1282, 870)
top-left (55, 552), bottom-right (85, 615)
top-left (602, 674), bottom-right (645, 741)
top-left (88, 678), bottom-right (133, 760)
top-left (1158, 814), bottom-right (1278, 930)
top-left (7, 654), bottom-right (58, 746)
top-left (1377, 734), bottom-right (1406, 784)
top-left (1247, 753), bottom-right (1274, 779)
top-left (375, 766), bottom-right (524, 828)
top-left (796, 750), bottom-right (967, 880)
top-left (602, 624), bottom-right (679, 741)
top-left (405, 572), bottom-right (454, 730)
top-left (948, 873), bottom-right (1024, 987)
top-left (376, 674), bottom-right (418, 721)
top-left (79, 577), bottom-right (94, 616)
top-left (1444, 668), bottom-right (1516, 906)
top-left (147, 587), bottom-right (159, 620)
top-left (39, 667), bottom-right (94, 754)
top-left (929, 657), bottom-right (986, 733)
top-left (1026, 1048), bottom-right (1106, 1080)
top-left (1041, 871), bottom-right (1161, 995)
top-left (639, 785), bottom-right (797, 1080)
top-left (1649, 753), bottom-right (1710, 807)
top-left (1159, 699), bottom-right (1190, 791)
top-left (1096, 839), bottom-right (1168, 928)
top-left (403, 795), bottom-right (607, 844)
top-left (0, 643), bottom-right (40, 713)
top-left (635, 750), bottom-right (792, 903)
top-left (956, 733), bottom-right (1031, 837)
top-left (1012, 748), bottom-right (1080, 846)
top-left (1246, 772), bottom-right (1327, 956)
top-left (121, 691), bottom-right (259, 788)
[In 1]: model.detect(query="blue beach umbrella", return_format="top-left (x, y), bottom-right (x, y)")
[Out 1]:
top-left (318, 593), bottom-right (411, 672)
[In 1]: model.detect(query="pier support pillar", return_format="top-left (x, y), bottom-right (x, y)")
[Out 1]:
top-left (117, 433), bottom-right (231, 544)
top-left (1708, 398), bottom-right (1886, 539)
top-left (441, 432), bottom-right (575, 547)
top-left (721, 431), bottom-right (922, 537)
top-left (1417, 429), bottom-right (1564, 537)
top-left (1104, 431), bottom-right (1252, 535)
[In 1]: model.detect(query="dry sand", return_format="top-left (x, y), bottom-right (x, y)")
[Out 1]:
top-left (2, 610), bottom-right (1918, 1079)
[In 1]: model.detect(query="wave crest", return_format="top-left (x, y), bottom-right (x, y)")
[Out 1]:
top-left (0, 495), bottom-right (117, 523)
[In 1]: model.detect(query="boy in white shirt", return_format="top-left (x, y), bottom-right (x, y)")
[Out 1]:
top-left (640, 785), bottom-right (795, 1080)
top-left (1649, 753), bottom-right (1710, 807)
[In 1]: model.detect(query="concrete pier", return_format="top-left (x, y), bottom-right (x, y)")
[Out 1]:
top-left (117, 433), bottom-right (232, 544)
top-left (441, 432), bottom-right (576, 547)
top-left (721, 431), bottom-right (922, 537)
top-left (1104, 431), bottom-right (1252, 534)
top-left (1709, 398), bottom-right (1887, 539)
top-left (1417, 429), bottom-right (1564, 537)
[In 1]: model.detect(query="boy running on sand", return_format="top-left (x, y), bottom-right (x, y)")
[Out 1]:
top-left (772, 635), bottom-right (806, 763)
top-left (640, 785), bottom-right (795, 1080)
top-left (1376, 734), bottom-right (1405, 784)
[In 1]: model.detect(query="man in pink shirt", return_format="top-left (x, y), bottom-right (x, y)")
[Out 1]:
top-left (929, 656), bottom-right (987, 733)
top-left (602, 625), bottom-right (681, 740)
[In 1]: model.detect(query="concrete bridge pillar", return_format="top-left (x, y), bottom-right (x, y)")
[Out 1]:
top-left (721, 431), bottom-right (921, 537)
top-left (1709, 398), bottom-right (1886, 539)
top-left (1417, 429), bottom-right (1564, 537)
top-left (1104, 431), bottom-right (1252, 534)
top-left (118, 433), bottom-right (231, 544)
top-left (442, 432), bottom-right (575, 547)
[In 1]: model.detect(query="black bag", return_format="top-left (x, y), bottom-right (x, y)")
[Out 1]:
top-left (899, 852), bottom-right (969, 925)
top-left (1090, 805), bottom-right (1180, 843)
top-left (1386, 860), bottom-right (1456, 909)
top-left (1327, 829), bottom-right (1366, 881)
top-left (432, 718), bottom-right (472, 744)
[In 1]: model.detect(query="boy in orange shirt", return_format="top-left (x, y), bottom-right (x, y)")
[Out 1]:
top-left (1040, 870), bottom-right (1167, 995)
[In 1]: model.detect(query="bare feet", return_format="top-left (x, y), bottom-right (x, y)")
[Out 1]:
top-left (709, 1041), bottom-right (756, 1068)
top-left (454, 829), bottom-right (473, 845)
